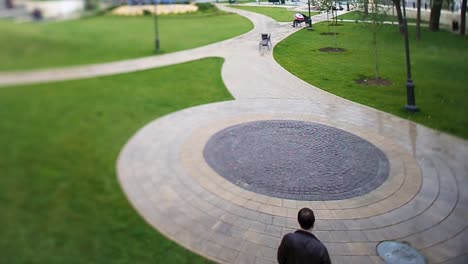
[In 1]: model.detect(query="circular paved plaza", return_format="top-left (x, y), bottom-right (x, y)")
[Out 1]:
top-left (117, 98), bottom-right (468, 264)
top-left (203, 120), bottom-right (389, 201)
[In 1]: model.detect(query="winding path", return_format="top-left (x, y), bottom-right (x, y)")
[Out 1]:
top-left (2, 5), bottom-right (468, 264)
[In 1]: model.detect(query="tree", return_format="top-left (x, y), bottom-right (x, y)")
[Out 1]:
top-left (417, 0), bottom-right (421, 39)
top-left (319, 0), bottom-right (334, 34)
top-left (356, 0), bottom-right (390, 80)
top-left (85, 0), bottom-right (99, 10)
top-left (317, 0), bottom-right (343, 51)
top-left (430, 0), bottom-right (443, 31)
top-left (368, 0), bottom-right (389, 80)
top-left (393, 0), bottom-right (405, 33)
top-left (332, 0), bottom-right (339, 49)
top-left (461, 0), bottom-right (467, 35)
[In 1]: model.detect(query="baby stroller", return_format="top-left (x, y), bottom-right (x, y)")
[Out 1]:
top-left (292, 13), bottom-right (310, 27)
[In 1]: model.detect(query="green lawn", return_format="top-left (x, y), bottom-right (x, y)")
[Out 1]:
top-left (337, 10), bottom-right (424, 24)
top-left (220, 0), bottom-right (257, 3)
top-left (0, 57), bottom-right (233, 264)
top-left (0, 10), bottom-right (252, 71)
top-left (274, 23), bottom-right (468, 139)
top-left (229, 5), bottom-right (318, 22)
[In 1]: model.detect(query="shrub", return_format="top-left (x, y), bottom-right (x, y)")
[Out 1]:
top-left (195, 2), bottom-right (215, 12)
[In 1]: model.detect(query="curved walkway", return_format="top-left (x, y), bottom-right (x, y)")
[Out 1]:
top-left (3, 5), bottom-right (468, 264)
top-left (116, 6), bottom-right (468, 264)
top-left (0, 5), bottom-right (312, 87)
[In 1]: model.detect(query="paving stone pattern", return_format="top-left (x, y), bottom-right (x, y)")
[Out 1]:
top-left (118, 98), bottom-right (468, 264)
top-left (203, 120), bottom-right (389, 201)
top-left (3, 4), bottom-right (468, 264)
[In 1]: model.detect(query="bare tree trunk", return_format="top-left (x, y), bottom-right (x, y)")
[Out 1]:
top-left (373, 30), bottom-right (380, 79)
top-left (334, 9), bottom-right (338, 48)
top-left (461, 0), bottom-right (467, 35)
top-left (364, 0), bottom-right (369, 14)
top-left (430, 0), bottom-right (443, 31)
top-left (335, 9), bottom-right (338, 24)
top-left (334, 24), bottom-right (338, 48)
top-left (417, 0), bottom-right (421, 39)
top-left (393, 0), bottom-right (405, 33)
top-left (371, 1), bottom-right (380, 80)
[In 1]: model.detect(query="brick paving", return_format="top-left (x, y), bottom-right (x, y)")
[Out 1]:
top-left (118, 100), bottom-right (467, 264)
top-left (203, 120), bottom-right (389, 201)
top-left (2, 4), bottom-right (468, 264)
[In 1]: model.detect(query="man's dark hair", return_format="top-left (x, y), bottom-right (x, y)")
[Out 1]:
top-left (298, 208), bottom-right (315, 230)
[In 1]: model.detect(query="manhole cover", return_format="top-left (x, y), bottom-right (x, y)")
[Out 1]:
top-left (377, 241), bottom-right (426, 264)
top-left (203, 120), bottom-right (389, 201)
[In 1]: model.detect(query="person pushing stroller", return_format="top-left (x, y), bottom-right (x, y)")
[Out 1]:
top-left (292, 13), bottom-right (310, 27)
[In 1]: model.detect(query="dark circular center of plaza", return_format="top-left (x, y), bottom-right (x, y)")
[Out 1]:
top-left (203, 120), bottom-right (389, 201)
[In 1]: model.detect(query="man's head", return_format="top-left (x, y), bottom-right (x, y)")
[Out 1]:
top-left (298, 208), bottom-right (315, 230)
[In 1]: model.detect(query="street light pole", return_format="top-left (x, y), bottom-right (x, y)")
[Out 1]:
top-left (308, 0), bottom-right (313, 30)
top-left (154, 0), bottom-right (160, 53)
top-left (402, 0), bottom-right (418, 112)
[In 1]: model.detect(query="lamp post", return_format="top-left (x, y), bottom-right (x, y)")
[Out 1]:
top-left (402, 0), bottom-right (418, 112)
top-left (308, 0), bottom-right (313, 30)
top-left (154, 0), bottom-right (160, 53)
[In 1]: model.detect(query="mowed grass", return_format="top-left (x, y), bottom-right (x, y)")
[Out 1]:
top-left (0, 57), bottom-right (233, 264)
top-left (0, 11), bottom-right (252, 71)
top-left (337, 10), bottom-right (423, 24)
top-left (229, 5), bottom-right (318, 22)
top-left (274, 23), bottom-right (468, 138)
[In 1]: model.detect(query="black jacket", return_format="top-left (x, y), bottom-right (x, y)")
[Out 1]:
top-left (277, 230), bottom-right (331, 264)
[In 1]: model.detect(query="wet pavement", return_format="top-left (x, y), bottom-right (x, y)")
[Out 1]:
top-left (2, 4), bottom-right (467, 264)
top-left (116, 6), bottom-right (468, 263)
top-left (203, 120), bottom-right (390, 201)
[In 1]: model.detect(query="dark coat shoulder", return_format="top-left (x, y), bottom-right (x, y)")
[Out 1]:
top-left (277, 230), bottom-right (331, 264)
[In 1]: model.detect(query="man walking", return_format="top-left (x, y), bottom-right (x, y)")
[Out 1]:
top-left (277, 208), bottom-right (331, 264)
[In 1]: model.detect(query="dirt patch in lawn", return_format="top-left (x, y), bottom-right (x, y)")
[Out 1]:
top-left (319, 47), bottom-right (347, 52)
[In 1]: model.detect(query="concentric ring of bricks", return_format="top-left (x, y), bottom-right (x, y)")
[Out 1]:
top-left (203, 120), bottom-right (390, 201)
top-left (118, 99), bottom-right (458, 264)
top-left (180, 114), bottom-right (422, 219)
top-left (177, 106), bottom-right (465, 264)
